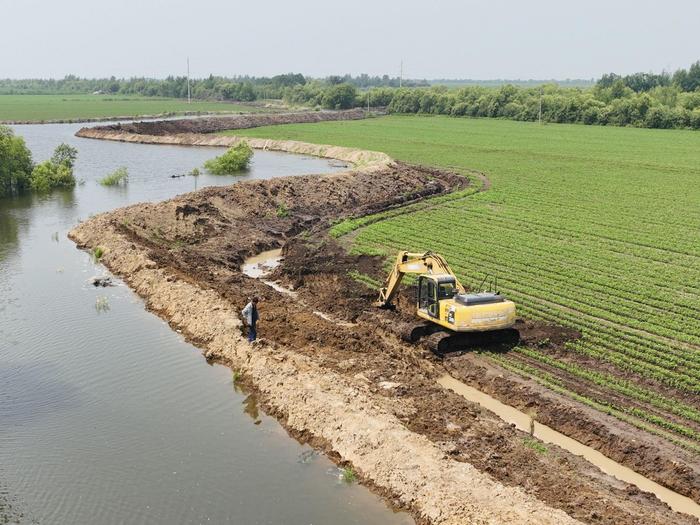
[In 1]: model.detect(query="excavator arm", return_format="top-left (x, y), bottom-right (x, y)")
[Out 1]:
top-left (376, 251), bottom-right (466, 307)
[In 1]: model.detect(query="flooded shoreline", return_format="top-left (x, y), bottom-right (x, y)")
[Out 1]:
top-left (0, 121), bottom-right (411, 525)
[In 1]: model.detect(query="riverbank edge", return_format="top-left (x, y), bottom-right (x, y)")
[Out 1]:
top-left (75, 127), bottom-right (394, 173)
top-left (68, 212), bottom-right (580, 525)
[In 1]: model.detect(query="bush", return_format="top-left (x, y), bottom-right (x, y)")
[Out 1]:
top-left (29, 160), bottom-right (75, 192)
top-left (99, 166), bottom-right (129, 186)
top-left (204, 142), bottom-right (253, 174)
top-left (0, 125), bottom-right (33, 196)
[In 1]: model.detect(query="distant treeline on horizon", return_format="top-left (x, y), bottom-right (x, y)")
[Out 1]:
top-left (1, 62), bottom-right (699, 130)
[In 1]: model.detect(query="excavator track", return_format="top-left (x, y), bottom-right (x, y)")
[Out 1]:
top-left (400, 321), bottom-right (441, 343)
top-left (425, 328), bottom-right (520, 356)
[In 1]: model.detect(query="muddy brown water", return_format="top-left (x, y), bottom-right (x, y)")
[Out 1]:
top-left (438, 374), bottom-right (700, 520)
top-left (0, 122), bottom-right (412, 525)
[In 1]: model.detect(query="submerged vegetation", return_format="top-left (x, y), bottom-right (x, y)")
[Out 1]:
top-left (0, 126), bottom-right (77, 196)
top-left (204, 142), bottom-right (253, 174)
top-left (94, 295), bottom-right (110, 313)
top-left (99, 167), bottom-right (129, 186)
top-left (340, 466), bottom-right (357, 483)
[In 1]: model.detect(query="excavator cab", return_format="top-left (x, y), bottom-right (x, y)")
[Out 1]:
top-left (417, 275), bottom-right (456, 319)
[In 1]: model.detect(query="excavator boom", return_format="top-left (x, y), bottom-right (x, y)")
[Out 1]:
top-left (377, 251), bottom-right (465, 307)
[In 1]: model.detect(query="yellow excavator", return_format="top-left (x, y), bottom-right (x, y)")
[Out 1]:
top-left (377, 251), bottom-right (519, 354)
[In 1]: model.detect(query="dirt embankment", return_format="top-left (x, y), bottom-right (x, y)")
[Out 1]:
top-left (76, 108), bottom-right (367, 136)
top-left (69, 125), bottom-right (698, 524)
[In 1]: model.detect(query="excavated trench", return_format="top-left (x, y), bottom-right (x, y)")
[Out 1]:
top-left (69, 113), bottom-right (700, 525)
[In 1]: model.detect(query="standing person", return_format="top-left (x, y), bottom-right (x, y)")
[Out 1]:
top-left (241, 297), bottom-right (259, 342)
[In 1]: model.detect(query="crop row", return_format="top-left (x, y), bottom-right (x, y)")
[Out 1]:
top-left (513, 346), bottom-right (700, 426)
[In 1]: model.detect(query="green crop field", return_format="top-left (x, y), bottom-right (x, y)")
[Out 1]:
top-left (0, 94), bottom-right (259, 122)
top-left (230, 116), bottom-right (700, 451)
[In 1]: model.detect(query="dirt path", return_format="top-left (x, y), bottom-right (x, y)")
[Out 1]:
top-left (69, 118), bottom-right (699, 525)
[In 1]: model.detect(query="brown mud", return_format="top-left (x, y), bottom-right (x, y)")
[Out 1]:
top-left (77, 108), bottom-right (368, 136)
top-left (69, 118), bottom-right (699, 524)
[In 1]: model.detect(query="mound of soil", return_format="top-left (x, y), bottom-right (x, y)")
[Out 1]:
top-left (79, 109), bottom-right (367, 136)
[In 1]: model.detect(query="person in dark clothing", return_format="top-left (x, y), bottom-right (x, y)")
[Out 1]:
top-left (241, 297), bottom-right (259, 342)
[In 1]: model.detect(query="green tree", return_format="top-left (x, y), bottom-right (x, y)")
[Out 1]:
top-left (51, 143), bottom-right (78, 168)
top-left (321, 83), bottom-right (357, 109)
top-left (0, 125), bottom-right (34, 197)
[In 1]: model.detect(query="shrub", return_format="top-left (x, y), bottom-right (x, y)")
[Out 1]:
top-left (340, 466), bottom-right (356, 483)
top-left (99, 167), bottom-right (129, 186)
top-left (29, 160), bottom-right (76, 192)
top-left (204, 142), bottom-right (253, 174)
top-left (276, 203), bottom-right (289, 218)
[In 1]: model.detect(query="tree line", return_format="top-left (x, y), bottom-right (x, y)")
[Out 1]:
top-left (0, 73), bottom-right (422, 99)
top-left (2, 61), bottom-right (700, 130)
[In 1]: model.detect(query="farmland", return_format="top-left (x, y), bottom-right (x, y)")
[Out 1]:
top-left (0, 94), bottom-right (258, 122)
top-left (232, 115), bottom-right (700, 453)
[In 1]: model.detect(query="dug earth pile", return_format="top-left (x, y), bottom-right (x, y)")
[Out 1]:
top-left (70, 116), bottom-right (698, 525)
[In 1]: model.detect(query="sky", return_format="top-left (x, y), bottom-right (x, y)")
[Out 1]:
top-left (2, 0), bottom-right (698, 80)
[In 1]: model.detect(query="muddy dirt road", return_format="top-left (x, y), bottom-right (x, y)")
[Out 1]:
top-left (69, 115), bottom-right (699, 525)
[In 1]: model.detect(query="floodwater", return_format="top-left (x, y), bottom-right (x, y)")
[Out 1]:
top-left (438, 374), bottom-right (700, 520)
top-left (0, 122), bottom-right (413, 525)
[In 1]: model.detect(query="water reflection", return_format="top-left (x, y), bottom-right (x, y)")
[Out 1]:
top-left (233, 378), bottom-right (262, 425)
top-left (0, 204), bottom-right (19, 261)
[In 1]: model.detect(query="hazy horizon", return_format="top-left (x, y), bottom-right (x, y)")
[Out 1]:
top-left (2, 0), bottom-right (698, 80)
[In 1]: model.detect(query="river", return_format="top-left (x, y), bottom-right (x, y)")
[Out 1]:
top-left (0, 122), bottom-right (412, 525)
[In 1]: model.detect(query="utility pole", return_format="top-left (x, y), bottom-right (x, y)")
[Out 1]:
top-left (399, 60), bottom-right (403, 88)
top-left (538, 87), bottom-right (543, 125)
top-left (367, 90), bottom-right (370, 113)
top-left (187, 57), bottom-right (191, 104)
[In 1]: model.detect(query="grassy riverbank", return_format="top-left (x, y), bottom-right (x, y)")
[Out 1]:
top-left (0, 94), bottom-right (260, 122)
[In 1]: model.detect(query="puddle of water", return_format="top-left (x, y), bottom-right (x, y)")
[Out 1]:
top-left (240, 248), bottom-right (299, 298)
top-left (240, 248), bottom-right (283, 278)
top-left (438, 374), bottom-right (700, 520)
